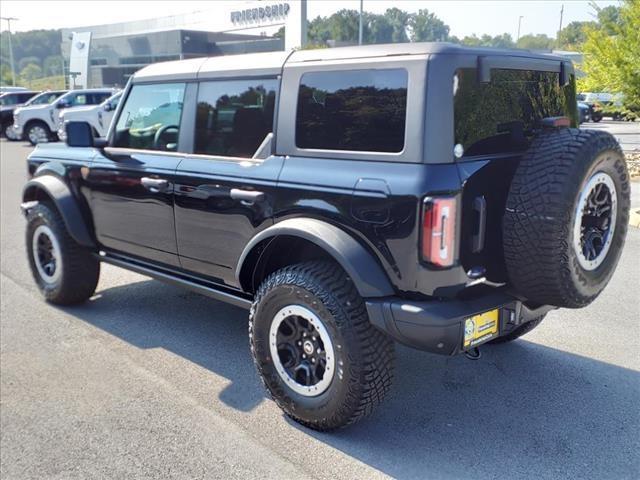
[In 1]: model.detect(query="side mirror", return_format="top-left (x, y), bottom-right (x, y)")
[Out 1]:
top-left (103, 102), bottom-right (112, 112)
top-left (66, 121), bottom-right (106, 148)
top-left (56, 100), bottom-right (69, 109)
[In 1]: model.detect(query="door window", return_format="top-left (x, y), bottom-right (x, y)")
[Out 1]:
top-left (295, 69), bottom-right (408, 153)
top-left (90, 92), bottom-right (112, 104)
top-left (194, 79), bottom-right (277, 158)
top-left (114, 83), bottom-right (186, 151)
top-left (70, 94), bottom-right (88, 106)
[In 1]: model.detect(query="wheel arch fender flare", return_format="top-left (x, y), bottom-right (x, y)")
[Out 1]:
top-left (236, 218), bottom-right (395, 298)
top-left (22, 175), bottom-right (95, 248)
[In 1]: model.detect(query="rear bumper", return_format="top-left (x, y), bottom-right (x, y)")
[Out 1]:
top-left (366, 292), bottom-right (554, 355)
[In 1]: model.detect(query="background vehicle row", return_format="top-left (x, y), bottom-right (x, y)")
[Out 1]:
top-left (13, 88), bottom-right (116, 145)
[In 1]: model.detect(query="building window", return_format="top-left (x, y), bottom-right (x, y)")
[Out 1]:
top-left (114, 83), bottom-right (186, 151)
top-left (194, 78), bottom-right (277, 158)
top-left (295, 69), bottom-right (408, 153)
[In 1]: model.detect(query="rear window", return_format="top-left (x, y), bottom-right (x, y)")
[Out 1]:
top-left (296, 69), bottom-right (407, 153)
top-left (195, 78), bottom-right (277, 158)
top-left (454, 68), bottom-right (576, 157)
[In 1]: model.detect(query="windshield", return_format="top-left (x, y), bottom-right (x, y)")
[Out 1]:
top-left (0, 94), bottom-right (21, 106)
top-left (25, 91), bottom-right (65, 106)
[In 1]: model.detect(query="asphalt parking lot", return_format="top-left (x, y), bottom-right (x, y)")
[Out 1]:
top-left (1, 138), bottom-right (639, 479)
top-left (582, 119), bottom-right (640, 152)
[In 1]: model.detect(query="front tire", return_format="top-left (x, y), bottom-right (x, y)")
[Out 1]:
top-left (250, 260), bottom-right (394, 430)
top-left (25, 121), bottom-right (52, 145)
top-left (26, 203), bottom-right (100, 305)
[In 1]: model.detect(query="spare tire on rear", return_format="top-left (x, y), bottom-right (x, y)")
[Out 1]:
top-left (503, 128), bottom-right (630, 308)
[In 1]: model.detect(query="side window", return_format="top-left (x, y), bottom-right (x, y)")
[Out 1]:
top-left (70, 94), bottom-right (88, 106)
top-left (114, 83), bottom-right (186, 152)
top-left (194, 78), bottom-right (277, 158)
top-left (92, 93), bottom-right (111, 104)
top-left (296, 69), bottom-right (408, 153)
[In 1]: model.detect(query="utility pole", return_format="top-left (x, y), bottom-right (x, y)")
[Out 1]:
top-left (1, 16), bottom-right (18, 86)
top-left (358, 0), bottom-right (363, 45)
top-left (517, 15), bottom-right (524, 42)
top-left (558, 4), bottom-right (564, 40)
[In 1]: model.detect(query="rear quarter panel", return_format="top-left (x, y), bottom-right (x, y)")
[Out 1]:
top-left (275, 156), bottom-right (467, 296)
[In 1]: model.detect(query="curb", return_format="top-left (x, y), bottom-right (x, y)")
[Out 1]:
top-left (630, 208), bottom-right (640, 228)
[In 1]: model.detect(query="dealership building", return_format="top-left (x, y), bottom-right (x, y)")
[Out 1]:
top-left (61, 1), bottom-right (306, 88)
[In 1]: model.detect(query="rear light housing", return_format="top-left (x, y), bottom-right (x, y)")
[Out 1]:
top-left (421, 196), bottom-right (458, 267)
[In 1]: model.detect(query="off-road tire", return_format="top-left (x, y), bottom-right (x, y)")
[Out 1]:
top-left (489, 316), bottom-right (545, 344)
top-left (26, 202), bottom-right (100, 305)
top-left (503, 129), bottom-right (630, 308)
top-left (249, 260), bottom-right (395, 431)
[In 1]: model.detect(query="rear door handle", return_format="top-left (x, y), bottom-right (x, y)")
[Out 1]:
top-left (230, 188), bottom-right (264, 203)
top-left (141, 177), bottom-right (170, 193)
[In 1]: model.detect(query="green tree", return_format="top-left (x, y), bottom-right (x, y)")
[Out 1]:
top-left (0, 29), bottom-right (61, 72)
top-left (367, 12), bottom-right (394, 44)
top-left (383, 8), bottom-right (410, 43)
top-left (556, 21), bottom-right (596, 50)
top-left (596, 4), bottom-right (622, 34)
top-left (329, 9), bottom-right (361, 43)
top-left (0, 62), bottom-right (13, 85)
top-left (516, 33), bottom-right (555, 50)
top-left (457, 33), bottom-right (515, 48)
top-left (490, 33), bottom-right (516, 49)
top-left (581, 0), bottom-right (640, 111)
top-left (409, 9), bottom-right (450, 42)
top-left (18, 56), bottom-right (41, 71)
top-left (19, 63), bottom-right (42, 84)
top-left (43, 55), bottom-right (63, 76)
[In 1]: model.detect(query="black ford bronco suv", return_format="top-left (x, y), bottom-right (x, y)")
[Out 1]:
top-left (22, 44), bottom-right (630, 430)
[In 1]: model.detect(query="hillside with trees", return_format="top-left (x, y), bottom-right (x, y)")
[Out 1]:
top-left (0, 29), bottom-right (64, 87)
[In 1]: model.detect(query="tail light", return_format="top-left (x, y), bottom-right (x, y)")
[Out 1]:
top-left (422, 197), bottom-right (458, 267)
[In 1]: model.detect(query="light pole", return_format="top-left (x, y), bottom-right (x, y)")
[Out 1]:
top-left (1, 16), bottom-right (18, 86)
top-left (516, 15), bottom-right (524, 43)
top-left (358, 0), bottom-right (363, 45)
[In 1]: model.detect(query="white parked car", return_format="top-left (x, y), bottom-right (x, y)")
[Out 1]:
top-left (14, 88), bottom-right (116, 145)
top-left (57, 91), bottom-right (122, 142)
top-left (577, 92), bottom-right (614, 104)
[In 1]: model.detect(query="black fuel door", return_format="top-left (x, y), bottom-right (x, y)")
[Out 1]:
top-left (350, 178), bottom-right (391, 224)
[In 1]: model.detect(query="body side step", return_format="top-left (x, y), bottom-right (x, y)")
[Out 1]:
top-left (97, 252), bottom-right (252, 310)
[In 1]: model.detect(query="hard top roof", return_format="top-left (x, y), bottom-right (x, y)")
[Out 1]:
top-left (133, 42), bottom-right (570, 83)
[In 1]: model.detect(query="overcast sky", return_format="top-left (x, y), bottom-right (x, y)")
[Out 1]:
top-left (1, 0), bottom-right (619, 39)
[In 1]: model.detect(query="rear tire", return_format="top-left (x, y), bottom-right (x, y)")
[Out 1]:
top-left (503, 129), bottom-right (630, 308)
top-left (250, 260), bottom-right (394, 430)
top-left (26, 203), bottom-right (100, 305)
top-left (489, 316), bottom-right (544, 344)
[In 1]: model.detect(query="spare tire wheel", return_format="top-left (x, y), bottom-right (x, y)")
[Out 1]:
top-left (503, 128), bottom-right (630, 308)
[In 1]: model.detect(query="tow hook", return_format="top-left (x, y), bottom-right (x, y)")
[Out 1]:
top-left (464, 346), bottom-right (482, 360)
